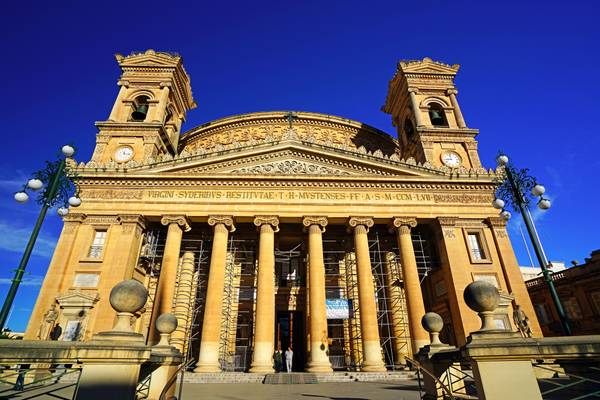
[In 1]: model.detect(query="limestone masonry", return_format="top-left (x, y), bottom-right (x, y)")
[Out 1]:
top-left (25, 50), bottom-right (541, 373)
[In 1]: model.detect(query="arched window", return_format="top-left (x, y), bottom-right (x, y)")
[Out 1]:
top-left (404, 118), bottom-right (415, 138)
top-left (131, 95), bottom-right (149, 121)
top-left (428, 103), bottom-right (448, 127)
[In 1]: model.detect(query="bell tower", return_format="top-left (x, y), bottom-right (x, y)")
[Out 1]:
top-left (91, 49), bottom-right (196, 165)
top-left (382, 57), bottom-right (481, 169)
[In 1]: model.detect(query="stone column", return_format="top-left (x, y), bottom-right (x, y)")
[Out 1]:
top-left (348, 217), bottom-right (386, 372)
top-left (108, 81), bottom-right (128, 121)
top-left (170, 251), bottom-right (195, 352)
top-left (195, 216), bottom-right (236, 373)
top-left (249, 216), bottom-right (279, 373)
top-left (383, 252), bottom-right (408, 365)
top-left (392, 217), bottom-right (430, 354)
top-left (408, 88), bottom-right (424, 127)
top-left (153, 83), bottom-right (171, 123)
top-left (302, 216), bottom-right (333, 372)
top-left (149, 215), bottom-right (190, 342)
top-left (447, 89), bottom-right (466, 128)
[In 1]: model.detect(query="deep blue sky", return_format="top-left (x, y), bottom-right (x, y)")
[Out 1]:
top-left (1, 1), bottom-right (599, 331)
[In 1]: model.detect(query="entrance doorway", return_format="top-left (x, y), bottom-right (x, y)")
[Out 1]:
top-left (276, 311), bottom-right (305, 372)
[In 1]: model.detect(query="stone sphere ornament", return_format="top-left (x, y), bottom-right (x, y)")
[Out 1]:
top-left (464, 281), bottom-right (500, 332)
top-left (155, 313), bottom-right (178, 347)
top-left (27, 179), bottom-right (43, 190)
top-left (108, 279), bottom-right (148, 333)
top-left (14, 192), bottom-right (29, 203)
top-left (109, 279), bottom-right (148, 314)
top-left (421, 312), bottom-right (444, 346)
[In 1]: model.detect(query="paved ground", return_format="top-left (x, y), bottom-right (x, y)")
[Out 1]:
top-left (177, 381), bottom-right (422, 400)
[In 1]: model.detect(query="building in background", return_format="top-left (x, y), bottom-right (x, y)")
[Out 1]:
top-left (527, 250), bottom-right (600, 336)
top-left (520, 262), bottom-right (567, 282)
top-left (23, 51), bottom-right (541, 373)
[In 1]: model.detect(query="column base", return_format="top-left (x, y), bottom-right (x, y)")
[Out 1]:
top-left (306, 363), bottom-right (333, 373)
top-left (249, 365), bottom-right (274, 374)
top-left (193, 364), bottom-right (221, 373)
top-left (360, 364), bottom-right (387, 372)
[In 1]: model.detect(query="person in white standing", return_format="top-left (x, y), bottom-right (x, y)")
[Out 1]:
top-left (285, 346), bottom-right (293, 373)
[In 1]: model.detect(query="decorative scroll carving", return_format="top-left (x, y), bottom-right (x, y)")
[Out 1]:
top-left (207, 215), bottom-right (235, 232)
top-left (63, 213), bottom-right (87, 224)
top-left (161, 215), bottom-right (191, 232)
top-left (437, 217), bottom-right (458, 239)
top-left (231, 160), bottom-right (351, 176)
top-left (254, 215), bottom-right (280, 232)
top-left (391, 217), bottom-right (417, 235)
top-left (302, 216), bottom-right (328, 233)
top-left (348, 216), bottom-right (374, 232)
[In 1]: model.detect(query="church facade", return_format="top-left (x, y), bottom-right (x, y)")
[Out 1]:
top-left (24, 50), bottom-right (541, 373)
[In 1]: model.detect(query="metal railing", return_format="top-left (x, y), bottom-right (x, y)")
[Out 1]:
top-left (406, 357), bottom-right (463, 400)
top-left (0, 365), bottom-right (81, 399)
top-left (534, 362), bottom-right (600, 399)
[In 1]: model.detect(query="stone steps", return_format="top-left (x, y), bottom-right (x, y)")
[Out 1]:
top-left (182, 371), bottom-right (416, 384)
top-left (264, 373), bottom-right (318, 384)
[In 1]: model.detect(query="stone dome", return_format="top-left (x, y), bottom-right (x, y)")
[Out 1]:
top-left (180, 111), bottom-right (400, 157)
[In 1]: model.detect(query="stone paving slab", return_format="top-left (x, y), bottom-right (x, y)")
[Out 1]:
top-left (178, 381), bottom-right (422, 400)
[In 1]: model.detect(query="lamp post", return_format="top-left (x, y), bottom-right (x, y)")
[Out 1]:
top-left (493, 153), bottom-right (571, 336)
top-left (0, 145), bottom-right (81, 331)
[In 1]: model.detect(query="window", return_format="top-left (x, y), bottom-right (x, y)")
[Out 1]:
top-left (563, 297), bottom-right (583, 320)
top-left (88, 230), bottom-right (107, 258)
top-left (468, 233), bottom-right (484, 260)
top-left (428, 103), bottom-right (448, 127)
top-left (464, 229), bottom-right (491, 263)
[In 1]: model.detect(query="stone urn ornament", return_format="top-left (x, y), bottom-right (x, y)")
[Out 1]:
top-left (463, 281), bottom-right (501, 332)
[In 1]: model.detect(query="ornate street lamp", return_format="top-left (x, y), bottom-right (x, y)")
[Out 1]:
top-left (493, 152), bottom-right (571, 336)
top-left (0, 145), bottom-right (81, 331)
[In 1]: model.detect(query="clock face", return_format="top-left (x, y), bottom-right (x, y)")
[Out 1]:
top-left (441, 151), bottom-right (462, 168)
top-left (114, 146), bottom-right (134, 163)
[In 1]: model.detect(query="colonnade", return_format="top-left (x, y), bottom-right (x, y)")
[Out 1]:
top-left (150, 215), bottom-right (430, 373)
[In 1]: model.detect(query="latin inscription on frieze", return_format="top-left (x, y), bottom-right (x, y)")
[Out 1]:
top-left (82, 189), bottom-right (490, 204)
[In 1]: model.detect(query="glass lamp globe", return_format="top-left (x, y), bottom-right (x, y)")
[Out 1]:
top-left (492, 198), bottom-right (505, 209)
top-left (14, 192), bottom-right (29, 203)
top-left (68, 196), bottom-right (82, 207)
top-left (61, 145), bottom-right (75, 157)
top-left (496, 154), bottom-right (509, 166)
top-left (27, 179), bottom-right (43, 190)
top-left (531, 184), bottom-right (546, 197)
top-left (500, 210), bottom-right (512, 220)
top-left (57, 207), bottom-right (69, 216)
top-left (538, 198), bottom-right (551, 210)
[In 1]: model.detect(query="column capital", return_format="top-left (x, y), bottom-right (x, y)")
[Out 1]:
top-left (391, 217), bottom-right (417, 228)
top-left (437, 216), bottom-right (458, 239)
top-left (437, 216), bottom-right (458, 227)
top-left (348, 216), bottom-right (374, 232)
top-left (208, 215), bottom-right (236, 232)
top-left (303, 216), bottom-right (328, 232)
top-left (446, 88), bottom-right (458, 96)
top-left (160, 215), bottom-right (191, 232)
top-left (118, 214), bottom-right (146, 229)
top-left (486, 216), bottom-right (507, 229)
top-left (254, 215), bottom-right (280, 232)
top-left (62, 212), bottom-right (87, 224)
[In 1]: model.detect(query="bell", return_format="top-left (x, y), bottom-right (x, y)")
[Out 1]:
top-left (131, 104), bottom-right (149, 121)
top-left (429, 109), bottom-right (445, 126)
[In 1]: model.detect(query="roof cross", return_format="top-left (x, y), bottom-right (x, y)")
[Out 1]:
top-left (285, 112), bottom-right (297, 129)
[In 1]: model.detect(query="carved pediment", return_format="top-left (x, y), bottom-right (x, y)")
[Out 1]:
top-left (141, 141), bottom-right (440, 178)
top-left (399, 57), bottom-right (460, 75)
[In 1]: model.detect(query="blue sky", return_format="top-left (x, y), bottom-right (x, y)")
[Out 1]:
top-left (1, 1), bottom-right (599, 331)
